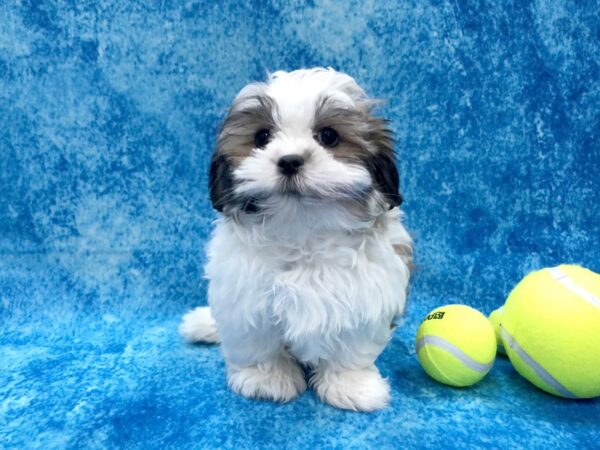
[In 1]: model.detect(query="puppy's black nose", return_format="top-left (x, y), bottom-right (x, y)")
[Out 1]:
top-left (277, 155), bottom-right (304, 176)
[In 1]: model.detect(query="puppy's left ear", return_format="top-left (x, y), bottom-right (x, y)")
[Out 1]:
top-left (366, 120), bottom-right (403, 208)
top-left (209, 153), bottom-right (233, 212)
top-left (366, 152), bottom-right (403, 208)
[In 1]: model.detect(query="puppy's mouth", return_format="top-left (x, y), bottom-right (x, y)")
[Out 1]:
top-left (237, 179), bottom-right (370, 215)
top-left (277, 174), bottom-right (305, 196)
top-left (237, 177), bottom-right (311, 213)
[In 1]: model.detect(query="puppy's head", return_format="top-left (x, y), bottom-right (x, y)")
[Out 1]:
top-left (209, 68), bottom-right (402, 217)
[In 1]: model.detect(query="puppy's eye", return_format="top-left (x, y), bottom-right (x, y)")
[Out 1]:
top-left (254, 129), bottom-right (271, 149)
top-left (317, 127), bottom-right (340, 148)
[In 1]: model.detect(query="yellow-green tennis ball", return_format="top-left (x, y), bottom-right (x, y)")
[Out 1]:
top-left (502, 265), bottom-right (600, 399)
top-left (488, 307), bottom-right (506, 355)
top-left (416, 305), bottom-right (497, 387)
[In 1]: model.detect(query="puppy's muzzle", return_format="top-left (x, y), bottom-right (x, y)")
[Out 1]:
top-left (277, 155), bottom-right (305, 177)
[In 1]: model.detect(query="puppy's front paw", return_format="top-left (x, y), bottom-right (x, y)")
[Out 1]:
top-left (311, 365), bottom-right (390, 412)
top-left (227, 356), bottom-right (306, 403)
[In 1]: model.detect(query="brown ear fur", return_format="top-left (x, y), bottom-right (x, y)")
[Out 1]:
top-left (208, 153), bottom-right (233, 212)
top-left (365, 119), bottom-right (402, 208)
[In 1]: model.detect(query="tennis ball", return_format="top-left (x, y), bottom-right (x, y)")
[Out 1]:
top-left (488, 307), bottom-right (506, 355)
top-left (502, 265), bottom-right (600, 399)
top-left (416, 305), bottom-right (497, 387)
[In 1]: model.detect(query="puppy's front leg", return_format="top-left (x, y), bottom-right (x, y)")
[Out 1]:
top-left (310, 363), bottom-right (390, 412)
top-left (219, 329), bottom-right (306, 403)
top-left (227, 353), bottom-right (306, 403)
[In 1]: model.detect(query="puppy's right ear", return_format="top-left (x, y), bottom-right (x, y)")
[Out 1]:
top-left (209, 153), bottom-right (233, 212)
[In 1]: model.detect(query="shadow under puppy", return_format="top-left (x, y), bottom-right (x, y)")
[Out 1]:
top-left (180, 68), bottom-right (412, 412)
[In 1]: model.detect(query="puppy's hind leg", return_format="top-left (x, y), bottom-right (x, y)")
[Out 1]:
top-left (179, 306), bottom-right (220, 344)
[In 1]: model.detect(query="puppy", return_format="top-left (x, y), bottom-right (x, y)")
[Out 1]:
top-left (180, 68), bottom-right (412, 411)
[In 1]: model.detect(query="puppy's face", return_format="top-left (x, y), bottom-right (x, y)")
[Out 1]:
top-left (209, 68), bottom-right (402, 217)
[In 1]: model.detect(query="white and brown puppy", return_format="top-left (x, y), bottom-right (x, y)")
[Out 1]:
top-left (180, 68), bottom-right (412, 412)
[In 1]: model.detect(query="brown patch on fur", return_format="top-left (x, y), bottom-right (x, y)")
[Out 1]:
top-left (313, 95), bottom-right (402, 208)
top-left (393, 243), bottom-right (415, 272)
top-left (217, 89), bottom-right (278, 165)
top-left (209, 88), bottom-right (277, 212)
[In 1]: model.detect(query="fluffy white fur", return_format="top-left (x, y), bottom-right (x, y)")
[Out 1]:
top-left (180, 68), bottom-right (412, 411)
top-left (179, 306), bottom-right (219, 344)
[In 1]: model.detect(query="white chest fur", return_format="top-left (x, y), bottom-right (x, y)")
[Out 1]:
top-left (204, 207), bottom-right (411, 367)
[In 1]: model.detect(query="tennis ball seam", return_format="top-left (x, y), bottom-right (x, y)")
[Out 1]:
top-left (549, 266), bottom-right (600, 310)
top-left (419, 336), bottom-right (457, 385)
top-left (417, 335), bottom-right (494, 386)
top-left (417, 335), bottom-right (495, 371)
top-left (501, 327), bottom-right (578, 399)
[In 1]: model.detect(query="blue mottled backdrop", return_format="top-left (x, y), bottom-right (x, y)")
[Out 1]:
top-left (1, 1), bottom-right (599, 448)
